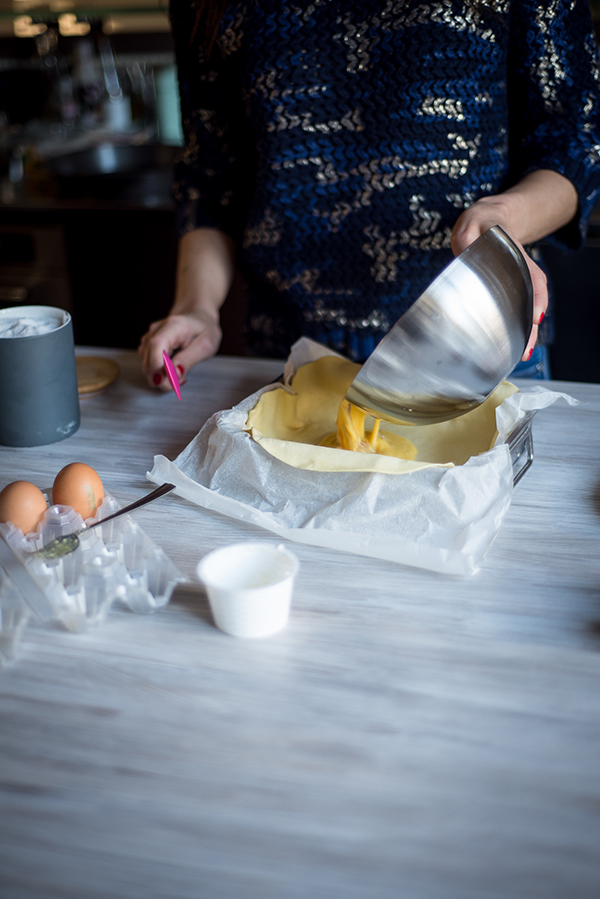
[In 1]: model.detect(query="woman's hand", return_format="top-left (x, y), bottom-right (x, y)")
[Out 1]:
top-left (450, 170), bottom-right (578, 361)
top-left (138, 310), bottom-right (222, 391)
top-left (451, 199), bottom-right (547, 361)
top-left (137, 227), bottom-right (236, 392)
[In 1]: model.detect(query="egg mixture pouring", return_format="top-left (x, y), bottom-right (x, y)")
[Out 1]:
top-left (245, 354), bottom-right (518, 475)
top-left (319, 398), bottom-right (415, 457)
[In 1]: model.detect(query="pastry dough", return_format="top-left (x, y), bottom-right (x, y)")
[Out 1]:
top-left (246, 355), bottom-right (518, 474)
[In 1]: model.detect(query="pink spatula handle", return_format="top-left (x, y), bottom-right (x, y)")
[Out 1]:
top-left (162, 350), bottom-right (182, 400)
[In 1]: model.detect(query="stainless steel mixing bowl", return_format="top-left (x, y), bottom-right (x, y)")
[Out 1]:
top-left (345, 225), bottom-right (534, 426)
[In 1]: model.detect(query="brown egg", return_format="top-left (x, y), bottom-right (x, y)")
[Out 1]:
top-left (53, 463), bottom-right (104, 520)
top-left (0, 481), bottom-right (48, 535)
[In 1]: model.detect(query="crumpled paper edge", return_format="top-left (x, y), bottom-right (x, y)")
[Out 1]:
top-left (147, 338), bottom-right (578, 577)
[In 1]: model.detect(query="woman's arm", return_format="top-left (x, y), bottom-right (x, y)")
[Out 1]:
top-left (451, 169), bottom-right (578, 360)
top-left (139, 2), bottom-right (251, 391)
top-left (138, 227), bottom-right (236, 389)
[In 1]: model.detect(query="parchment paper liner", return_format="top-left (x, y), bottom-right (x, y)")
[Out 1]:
top-left (148, 339), bottom-right (576, 576)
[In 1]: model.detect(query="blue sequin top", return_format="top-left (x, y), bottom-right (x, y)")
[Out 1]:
top-left (172, 0), bottom-right (600, 361)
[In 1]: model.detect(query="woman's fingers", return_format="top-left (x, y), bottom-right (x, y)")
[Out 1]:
top-left (138, 313), bottom-right (222, 391)
top-left (451, 206), bottom-right (548, 361)
top-left (169, 320), bottom-right (222, 374)
top-left (521, 254), bottom-right (547, 361)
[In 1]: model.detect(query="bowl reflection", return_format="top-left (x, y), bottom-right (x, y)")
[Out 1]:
top-left (346, 226), bottom-right (534, 426)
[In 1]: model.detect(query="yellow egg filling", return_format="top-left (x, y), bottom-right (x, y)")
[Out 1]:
top-left (319, 399), bottom-right (416, 460)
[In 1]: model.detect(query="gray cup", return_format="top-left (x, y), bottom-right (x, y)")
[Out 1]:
top-left (0, 305), bottom-right (80, 447)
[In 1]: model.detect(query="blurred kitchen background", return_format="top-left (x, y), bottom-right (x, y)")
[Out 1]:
top-left (0, 0), bottom-right (599, 377)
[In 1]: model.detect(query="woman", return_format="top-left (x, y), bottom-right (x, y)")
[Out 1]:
top-left (139, 0), bottom-right (600, 389)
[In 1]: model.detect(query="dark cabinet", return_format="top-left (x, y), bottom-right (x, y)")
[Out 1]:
top-left (0, 204), bottom-right (178, 350)
top-left (541, 242), bottom-right (600, 384)
top-left (65, 206), bottom-right (178, 348)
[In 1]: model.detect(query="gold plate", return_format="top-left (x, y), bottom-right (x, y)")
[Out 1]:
top-left (76, 355), bottom-right (120, 397)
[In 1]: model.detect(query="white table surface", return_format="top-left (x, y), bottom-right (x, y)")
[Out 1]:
top-left (1, 348), bottom-right (599, 899)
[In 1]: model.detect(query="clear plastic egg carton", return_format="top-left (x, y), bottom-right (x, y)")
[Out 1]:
top-left (0, 489), bottom-right (186, 635)
top-left (0, 565), bottom-right (31, 667)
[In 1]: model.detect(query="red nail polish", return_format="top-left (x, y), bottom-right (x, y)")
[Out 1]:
top-left (537, 311), bottom-right (545, 326)
top-left (527, 347), bottom-right (534, 361)
top-left (176, 364), bottom-right (185, 378)
top-left (153, 373), bottom-right (163, 386)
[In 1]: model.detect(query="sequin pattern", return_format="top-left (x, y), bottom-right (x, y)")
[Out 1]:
top-left (172, 0), bottom-right (600, 361)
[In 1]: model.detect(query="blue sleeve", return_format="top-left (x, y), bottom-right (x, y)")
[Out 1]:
top-left (508, 0), bottom-right (600, 250)
top-left (169, 0), bottom-right (254, 242)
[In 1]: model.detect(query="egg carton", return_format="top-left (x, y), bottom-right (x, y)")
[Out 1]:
top-left (0, 490), bottom-right (186, 648)
top-left (0, 565), bottom-right (31, 667)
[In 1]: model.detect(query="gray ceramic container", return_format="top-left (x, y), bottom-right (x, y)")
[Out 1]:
top-left (0, 305), bottom-right (80, 447)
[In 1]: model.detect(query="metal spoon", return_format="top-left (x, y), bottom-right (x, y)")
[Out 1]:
top-left (33, 483), bottom-right (176, 560)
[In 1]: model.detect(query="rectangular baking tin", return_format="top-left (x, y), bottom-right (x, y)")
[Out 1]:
top-left (507, 411), bottom-right (535, 486)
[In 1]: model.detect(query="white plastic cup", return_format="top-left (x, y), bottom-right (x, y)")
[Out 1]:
top-left (196, 542), bottom-right (299, 638)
